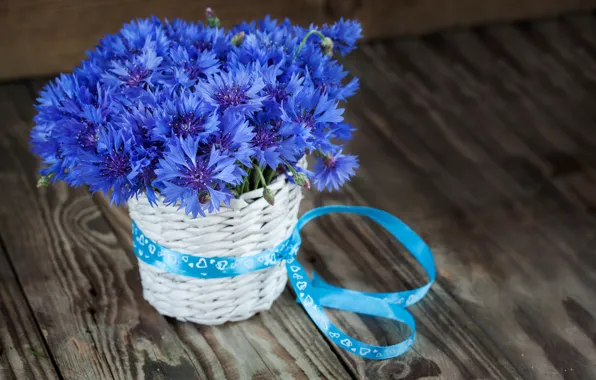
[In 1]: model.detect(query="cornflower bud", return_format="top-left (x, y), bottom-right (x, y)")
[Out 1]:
top-left (263, 187), bottom-right (275, 206)
top-left (293, 172), bottom-right (310, 189)
top-left (206, 7), bottom-right (220, 28)
top-left (231, 31), bottom-right (245, 47)
top-left (37, 174), bottom-right (54, 188)
top-left (321, 37), bottom-right (334, 57)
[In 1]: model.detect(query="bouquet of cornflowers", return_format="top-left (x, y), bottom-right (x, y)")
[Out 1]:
top-left (31, 8), bottom-right (362, 218)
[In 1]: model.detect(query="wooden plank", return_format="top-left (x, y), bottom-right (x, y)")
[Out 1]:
top-left (530, 18), bottom-right (596, 84)
top-left (0, 245), bottom-right (61, 380)
top-left (335, 27), bottom-right (596, 378)
top-left (357, 0), bottom-right (596, 38)
top-left (2, 0), bottom-right (596, 79)
top-left (5, 81), bottom-right (353, 379)
top-left (562, 13), bottom-right (596, 50)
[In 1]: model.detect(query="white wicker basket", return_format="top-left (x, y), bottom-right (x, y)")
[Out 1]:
top-left (128, 172), bottom-right (302, 325)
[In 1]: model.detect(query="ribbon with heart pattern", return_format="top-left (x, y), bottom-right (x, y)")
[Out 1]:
top-left (133, 205), bottom-right (436, 360)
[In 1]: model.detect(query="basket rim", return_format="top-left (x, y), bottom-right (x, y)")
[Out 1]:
top-left (128, 157), bottom-right (306, 215)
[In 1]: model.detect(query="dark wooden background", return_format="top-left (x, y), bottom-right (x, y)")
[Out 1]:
top-left (2, 0), bottom-right (596, 79)
top-left (1, 9), bottom-right (596, 380)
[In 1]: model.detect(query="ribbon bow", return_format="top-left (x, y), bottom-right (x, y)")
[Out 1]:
top-left (132, 206), bottom-right (436, 360)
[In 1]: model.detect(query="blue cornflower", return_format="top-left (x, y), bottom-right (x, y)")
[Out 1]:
top-left (87, 34), bottom-right (128, 68)
top-left (251, 114), bottom-right (298, 169)
top-left (313, 151), bottom-right (358, 191)
top-left (35, 73), bottom-right (95, 115)
top-left (131, 144), bottom-right (160, 206)
top-left (56, 91), bottom-right (115, 164)
top-left (229, 30), bottom-right (289, 68)
top-left (330, 122), bottom-right (356, 141)
top-left (90, 17), bottom-right (169, 63)
top-left (103, 46), bottom-right (163, 94)
top-left (321, 19), bottom-right (362, 56)
top-left (154, 90), bottom-right (218, 141)
top-left (297, 51), bottom-right (358, 101)
top-left (117, 102), bottom-right (157, 143)
top-left (32, 75), bottom-right (77, 155)
top-left (258, 15), bottom-right (279, 33)
top-left (76, 127), bottom-right (137, 205)
top-left (32, 74), bottom-right (99, 181)
top-left (199, 67), bottom-right (266, 115)
top-left (120, 17), bottom-right (169, 55)
top-left (280, 88), bottom-right (344, 149)
top-left (169, 20), bottom-right (231, 59)
top-left (161, 46), bottom-right (220, 88)
top-left (261, 67), bottom-right (303, 104)
top-left (311, 60), bottom-right (360, 101)
top-left (337, 76), bottom-right (360, 100)
top-left (206, 111), bottom-right (255, 166)
top-left (234, 15), bottom-right (291, 35)
top-left (155, 137), bottom-right (240, 217)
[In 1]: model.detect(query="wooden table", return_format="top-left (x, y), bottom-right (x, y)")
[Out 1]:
top-left (1, 13), bottom-right (596, 380)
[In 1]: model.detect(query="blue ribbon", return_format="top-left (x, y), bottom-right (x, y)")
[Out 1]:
top-left (133, 206), bottom-right (436, 360)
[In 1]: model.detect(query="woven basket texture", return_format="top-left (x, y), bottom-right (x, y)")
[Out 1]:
top-left (128, 172), bottom-right (303, 325)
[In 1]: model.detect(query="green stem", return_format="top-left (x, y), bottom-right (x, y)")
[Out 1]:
top-left (252, 163), bottom-right (267, 188)
top-left (294, 30), bottom-right (327, 58)
top-left (251, 167), bottom-right (260, 190)
top-left (241, 169), bottom-right (251, 194)
top-left (281, 158), bottom-right (298, 175)
top-left (265, 168), bottom-right (276, 185)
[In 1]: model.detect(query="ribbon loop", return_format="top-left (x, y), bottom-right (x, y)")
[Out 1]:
top-left (133, 205), bottom-right (436, 360)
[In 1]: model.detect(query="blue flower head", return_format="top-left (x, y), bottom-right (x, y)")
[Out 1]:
top-left (103, 46), bottom-right (163, 95)
top-left (261, 65), bottom-right (303, 104)
top-left (161, 46), bottom-right (220, 88)
top-left (155, 137), bottom-right (240, 217)
top-left (313, 151), bottom-right (359, 191)
top-left (199, 67), bottom-right (266, 115)
top-left (169, 20), bottom-right (231, 59)
top-left (131, 144), bottom-right (160, 206)
top-left (120, 17), bottom-right (169, 54)
top-left (322, 19), bottom-right (362, 56)
top-left (280, 87), bottom-right (344, 150)
top-left (251, 110), bottom-right (298, 169)
top-left (206, 110), bottom-right (255, 166)
top-left (154, 90), bottom-right (219, 141)
top-left (76, 127), bottom-right (137, 205)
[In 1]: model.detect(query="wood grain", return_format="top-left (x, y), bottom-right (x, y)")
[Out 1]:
top-left (0, 245), bottom-right (60, 380)
top-left (2, 0), bottom-right (596, 79)
top-left (331, 17), bottom-right (596, 378)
